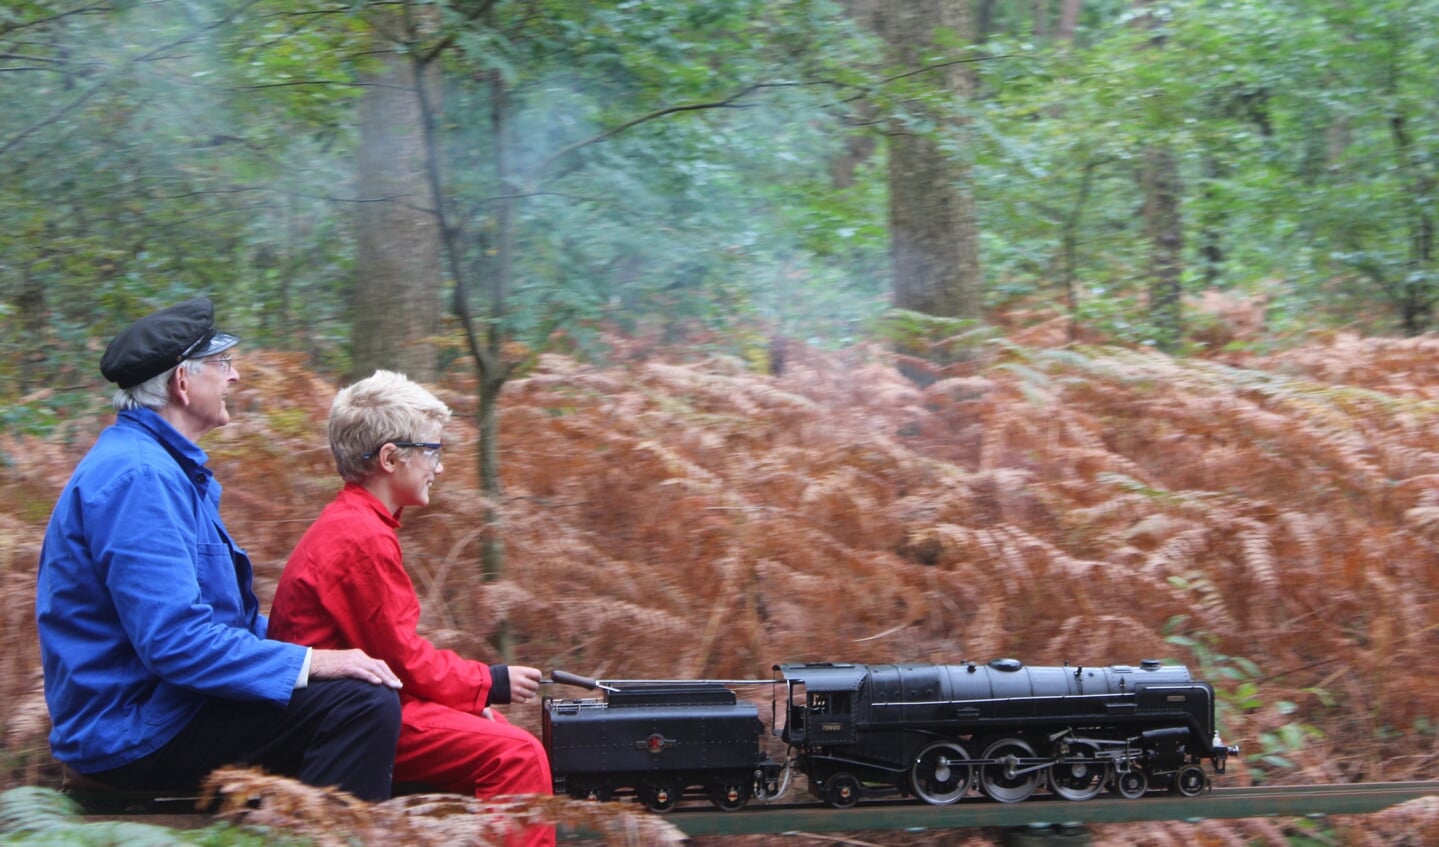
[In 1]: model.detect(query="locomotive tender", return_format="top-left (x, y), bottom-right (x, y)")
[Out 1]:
top-left (543, 678), bottom-right (786, 812)
top-left (542, 658), bottom-right (1238, 812)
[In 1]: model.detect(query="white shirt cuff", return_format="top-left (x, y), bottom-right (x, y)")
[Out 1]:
top-left (294, 647), bottom-right (313, 689)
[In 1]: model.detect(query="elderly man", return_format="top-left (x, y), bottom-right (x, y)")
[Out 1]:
top-left (36, 297), bottom-right (403, 801)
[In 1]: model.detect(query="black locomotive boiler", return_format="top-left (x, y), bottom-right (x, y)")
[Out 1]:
top-left (542, 658), bottom-right (1238, 812)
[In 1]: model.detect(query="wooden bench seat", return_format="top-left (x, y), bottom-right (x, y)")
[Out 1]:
top-left (60, 766), bottom-right (205, 814)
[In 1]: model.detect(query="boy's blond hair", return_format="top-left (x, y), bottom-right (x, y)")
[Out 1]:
top-left (329, 370), bottom-right (452, 482)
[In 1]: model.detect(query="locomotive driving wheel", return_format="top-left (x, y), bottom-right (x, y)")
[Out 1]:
top-left (640, 781), bottom-right (680, 813)
top-left (910, 741), bottom-right (973, 805)
top-left (979, 737), bottom-right (1041, 804)
top-left (823, 772), bottom-right (862, 809)
top-left (1048, 742), bottom-right (1109, 801)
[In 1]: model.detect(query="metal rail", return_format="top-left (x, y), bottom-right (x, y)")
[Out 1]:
top-left (77, 781), bottom-right (1439, 839)
top-left (619, 781), bottom-right (1439, 838)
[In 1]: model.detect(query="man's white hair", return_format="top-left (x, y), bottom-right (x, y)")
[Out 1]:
top-left (111, 359), bottom-right (204, 412)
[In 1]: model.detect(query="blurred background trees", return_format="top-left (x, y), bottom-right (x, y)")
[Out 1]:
top-left (6, 0), bottom-right (1439, 415)
top-left (8, 4), bottom-right (1439, 824)
top-left (8, 0), bottom-right (1439, 642)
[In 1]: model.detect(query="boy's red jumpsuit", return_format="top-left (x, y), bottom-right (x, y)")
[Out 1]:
top-left (271, 483), bottom-right (554, 847)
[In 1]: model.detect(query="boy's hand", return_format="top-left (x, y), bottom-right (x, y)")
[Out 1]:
top-left (508, 665), bottom-right (542, 704)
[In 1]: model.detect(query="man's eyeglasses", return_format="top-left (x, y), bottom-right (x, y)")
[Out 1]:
top-left (199, 356), bottom-right (234, 375)
top-left (362, 440), bottom-right (444, 464)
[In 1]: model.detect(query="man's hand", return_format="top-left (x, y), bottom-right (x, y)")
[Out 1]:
top-left (310, 648), bottom-right (403, 689)
top-left (508, 665), bottom-right (542, 704)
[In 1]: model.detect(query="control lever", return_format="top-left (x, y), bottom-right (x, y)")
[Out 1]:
top-left (547, 669), bottom-right (620, 693)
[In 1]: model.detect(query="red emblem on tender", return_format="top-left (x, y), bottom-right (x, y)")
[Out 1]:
top-left (634, 733), bottom-right (677, 754)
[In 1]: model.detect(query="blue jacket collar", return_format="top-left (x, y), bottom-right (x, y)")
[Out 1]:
top-left (117, 407), bottom-right (214, 487)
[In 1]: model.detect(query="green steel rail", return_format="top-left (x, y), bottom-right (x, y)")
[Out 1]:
top-left (619, 781), bottom-right (1439, 839)
top-left (75, 781), bottom-right (1439, 839)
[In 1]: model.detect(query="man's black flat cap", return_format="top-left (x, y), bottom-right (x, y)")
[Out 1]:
top-left (100, 296), bottom-right (240, 389)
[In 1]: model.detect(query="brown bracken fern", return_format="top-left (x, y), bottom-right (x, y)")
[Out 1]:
top-left (6, 332), bottom-right (1439, 845)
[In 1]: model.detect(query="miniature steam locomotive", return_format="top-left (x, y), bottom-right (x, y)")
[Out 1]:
top-left (543, 658), bottom-right (1238, 811)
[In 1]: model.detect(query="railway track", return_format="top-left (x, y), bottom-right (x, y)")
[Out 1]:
top-left (647, 781), bottom-right (1439, 838)
top-left (77, 781), bottom-right (1439, 840)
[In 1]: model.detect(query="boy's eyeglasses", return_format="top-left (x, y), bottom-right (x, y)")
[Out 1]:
top-left (362, 440), bottom-right (444, 464)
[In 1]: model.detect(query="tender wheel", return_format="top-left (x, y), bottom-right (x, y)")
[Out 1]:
top-left (573, 783), bottom-right (612, 802)
top-left (710, 780), bottom-right (750, 811)
top-left (979, 737), bottom-right (1041, 804)
top-left (1048, 742), bottom-right (1109, 801)
top-left (641, 781), bottom-right (679, 813)
top-left (1112, 769), bottom-right (1148, 799)
top-left (823, 772), bottom-right (862, 809)
top-left (910, 741), bottom-right (973, 805)
top-left (1172, 764), bottom-right (1207, 797)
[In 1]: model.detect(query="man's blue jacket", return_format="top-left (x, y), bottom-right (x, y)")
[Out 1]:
top-left (36, 408), bottom-right (307, 773)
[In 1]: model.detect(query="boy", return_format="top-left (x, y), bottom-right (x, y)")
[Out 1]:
top-left (270, 370), bottom-right (553, 847)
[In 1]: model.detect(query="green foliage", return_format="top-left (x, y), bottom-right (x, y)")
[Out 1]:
top-left (0, 0), bottom-right (360, 405)
top-left (8, 0), bottom-right (1439, 435)
top-left (872, 308), bottom-right (999, 363)
top-left (1163, 617), bottom-right (1327, 783)
top-left (0, 787), bottom-right (301, 846)
top-left (424, 0), bottom-right (888, 360)
top-left (973, 0), bottom-right (1439, 339)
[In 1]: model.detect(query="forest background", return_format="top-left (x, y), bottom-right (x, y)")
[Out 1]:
top-left (5, 1), bottom-right (1439, 845)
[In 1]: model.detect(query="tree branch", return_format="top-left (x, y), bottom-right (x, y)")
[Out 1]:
top-left (0, 3), bottom-right (109, 37)
top-left (525, 83), bottom-right (779, 184)
top-left (0, 0), bottom-right (264, 159)
top-left (418, 0), bottom-right (500, 66)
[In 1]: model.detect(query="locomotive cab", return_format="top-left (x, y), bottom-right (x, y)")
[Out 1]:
top-left (776, 663), bottom-right (867, 747)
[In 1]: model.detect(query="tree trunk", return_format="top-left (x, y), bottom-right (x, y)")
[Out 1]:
top-left (1058, 0), bottom-right (1082, 41)
top-left (1140, 146), bottom-right (1184, 351)
top-left (975, 0), bottom-right (996, 43)
top-left (1390, 114), bottom-right (1436, 335)
top-left (1133, 0), bottom-right (1183, 351)
top-left (351, 42), bottom-right (443, 382)
top-left (875, 0), bottom-right (983, 321)
top-left (405, 19), bottom-right (514, 659)
top-left (16, 264), bottom-right (47, 394)
top-left (830, 0), bottom-right (878, 188)
top-left (470, 64), bottom-right (516, 660)
top-left (1062, 159), bottom-right (1100, 342)
top-left (1198, 155), bottom-right (1226, 289)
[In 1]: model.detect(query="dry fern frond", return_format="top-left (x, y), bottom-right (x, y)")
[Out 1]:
top-left (200, 767), bottom-right (683, 847)
top-left (15, 332), bottom-right (1439, 805)
top-left (1141, 527), bottom-right (1210, 578)
top-left (201, 767), bottom-right (380, 844)
top-left (1402, 505), bottom-right (1439, 546)
top-left (1342, 795), bottom-right (1439, 846)
top-left (1235, 520), bottom-right (1281, 603)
